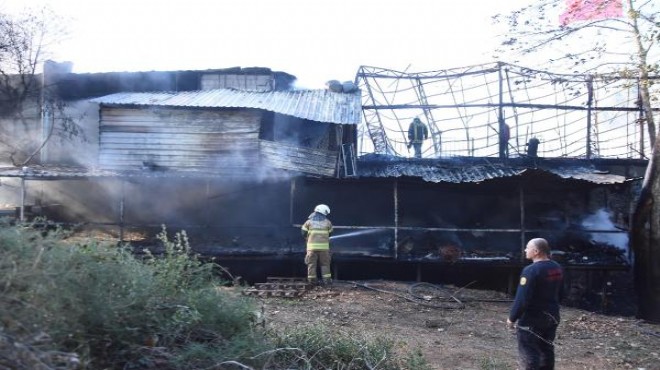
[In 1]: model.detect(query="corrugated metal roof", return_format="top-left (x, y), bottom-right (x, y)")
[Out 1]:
top-left (0, 158), bottom-right (635, 184)
top-left (355, 156), bottom-right (633, 184)
top-left (540, 167), bottom-right (628, 184)
top-left (357, 162), bottom-right (523, 183)
top-left (0, 166), bottom-right (294, 180)
top-left (91, 89), bottom-right (361, 125)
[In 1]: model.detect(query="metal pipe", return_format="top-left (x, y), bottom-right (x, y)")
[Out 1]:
top-left (205, 180), bottom-right (211, 227)
top-left (362, 102), bottom-right (656, 112)
top-left (520, 184), bottom-right (526, 263)
top-left (394, 179), bottom-right (399, 259)
top-left (293, 224), bottom-right (626, 233)
top-left (497, 62), bottom-right (504, 132)
top-left (20, 177), bottom-right (26, 222)
top-left (119, 179), bottom-right (125, 242)
top-left (586, 76), bottom-right (594, 159)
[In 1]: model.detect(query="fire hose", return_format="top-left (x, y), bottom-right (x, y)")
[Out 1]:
top-left (337, 280), bottom-right (513, 310)
top-left (342, 280), bottom-right (465, 309)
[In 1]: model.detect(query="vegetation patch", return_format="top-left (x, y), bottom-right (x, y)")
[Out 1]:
top-left (0, 220), bottom-right (429, 369)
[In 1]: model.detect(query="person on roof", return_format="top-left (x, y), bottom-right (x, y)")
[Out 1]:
top-left (407, 117), bottom-right (429, 158)
top-left (527, 137), bottom-right (540, 158)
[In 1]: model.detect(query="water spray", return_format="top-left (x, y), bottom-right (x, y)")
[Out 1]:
top-left (329, 229), bottom-right (385, 240)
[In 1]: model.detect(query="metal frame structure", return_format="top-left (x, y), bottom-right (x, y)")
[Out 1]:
top-left (356, 62), bottom-right (660, 159)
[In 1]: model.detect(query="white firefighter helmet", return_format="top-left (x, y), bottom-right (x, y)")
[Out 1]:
top-left (314, 204), bottom-right (330, 216)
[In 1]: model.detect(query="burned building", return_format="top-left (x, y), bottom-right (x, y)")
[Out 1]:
top-left (0, 65), bottom-right (360, 250)
top-left (0, 62), bottom-right (650, 312)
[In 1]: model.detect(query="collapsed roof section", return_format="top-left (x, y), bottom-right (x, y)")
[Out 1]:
top-left (355, 154), bottom-right (639, 184)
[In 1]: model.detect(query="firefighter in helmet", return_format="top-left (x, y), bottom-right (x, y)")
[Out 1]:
top-left (301, 204), bottom-right (333, 285)
top-left (407, 117), bottom-right (429, 158)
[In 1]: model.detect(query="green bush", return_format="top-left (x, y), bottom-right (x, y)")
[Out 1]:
top-left (0, 221), bottom-right (430, 369)
top-left (0, 222), bottom-right (260, 369)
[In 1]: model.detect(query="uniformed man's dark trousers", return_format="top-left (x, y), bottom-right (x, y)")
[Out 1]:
top-left (516, 324), bottom-right (557, 370)
top-left (412, 143), bottom-right (422, 158)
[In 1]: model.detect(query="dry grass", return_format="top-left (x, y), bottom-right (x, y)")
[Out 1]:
top-left (260, 280), bottom-right (660, 370)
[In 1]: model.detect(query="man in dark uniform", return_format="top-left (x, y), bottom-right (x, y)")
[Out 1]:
top-left (407, 117), bottom-right (429, 158)
top-left (527, 137), bottom-right (540, 158)
top-left (507, 238), bottom-right (563, 370)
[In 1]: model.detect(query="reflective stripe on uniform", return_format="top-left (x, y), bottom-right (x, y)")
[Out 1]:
top-left (302, 220), bottom-right (332, 250)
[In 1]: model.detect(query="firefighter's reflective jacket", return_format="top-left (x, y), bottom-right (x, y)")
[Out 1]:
top-left (301, 213), bottom-right (333, 250)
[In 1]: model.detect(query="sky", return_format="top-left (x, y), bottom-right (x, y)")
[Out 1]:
top-left (2, 0), bottom-right (534, 88)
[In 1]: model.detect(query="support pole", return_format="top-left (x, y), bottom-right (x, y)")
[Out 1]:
top-left (119, 179), bottom-right (125, 242)
top-left (290, 178), bottom-right (297, 257)
top-left (498, 62), bottom-right (506, 159)
top-left (394, 179), bottom-right (399, 260)
top-left (20, 177), bottom-right (26, 222)
top-left (586, 76), bottom-right (594, 159)
top-left (205, 180), bottom-right (211, 228)
top-left (498, 62), bottom-right (504, 121)
top-left (519, 184), bottom-right (526, 263)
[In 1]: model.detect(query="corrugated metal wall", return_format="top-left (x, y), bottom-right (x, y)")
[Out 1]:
top-left (99, 107), bottom-right (260, 173)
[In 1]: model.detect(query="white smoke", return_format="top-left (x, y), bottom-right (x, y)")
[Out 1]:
top-left (581, 209), bottom-right (628, 251)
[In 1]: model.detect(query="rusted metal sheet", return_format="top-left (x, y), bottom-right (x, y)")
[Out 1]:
top-left (260, 140), bottom-right (337, 177)
top-left (91, 88), bottom-right (362, 125)
top-left (99, 107), bottom-right (260, 172)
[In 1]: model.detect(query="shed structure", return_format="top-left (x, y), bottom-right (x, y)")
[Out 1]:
top-left (92, 75), bottom-right (361, 177)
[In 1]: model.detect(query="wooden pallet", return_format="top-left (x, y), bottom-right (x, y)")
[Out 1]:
top-left (242, 277), bottom-right (313, 298)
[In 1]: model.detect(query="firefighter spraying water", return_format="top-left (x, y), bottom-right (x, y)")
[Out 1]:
top-left (301, 204), bottom-right (333, 286)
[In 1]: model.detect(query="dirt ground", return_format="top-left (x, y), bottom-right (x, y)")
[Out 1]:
top-left (258, 280), bottom-right (660, 370)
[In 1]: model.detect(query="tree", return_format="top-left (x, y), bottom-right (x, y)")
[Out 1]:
top-left (494, 0), bottom-right (660, 322)
top-left (493, 0), bottom-right (658, 146)
top-left (0, 7), bottom-right (76, 166)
